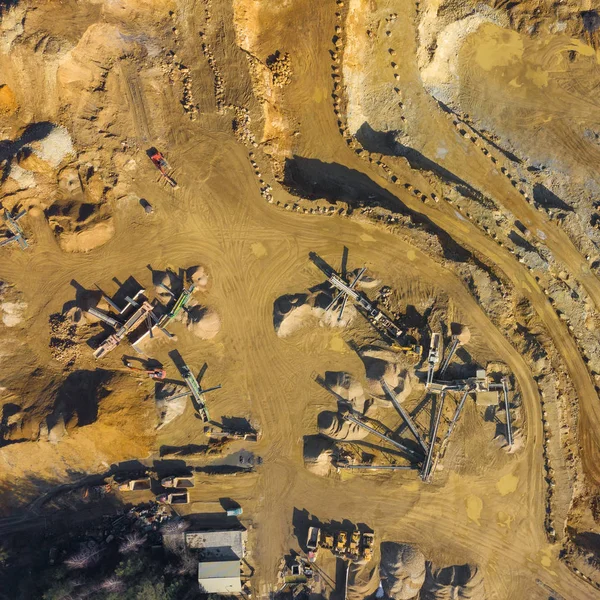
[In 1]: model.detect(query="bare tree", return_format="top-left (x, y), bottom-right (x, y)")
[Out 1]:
top-left (177, 550), bottom-right (197, 576)
top-left (64, 544), bottom-right (100, 570)
top-left (118, 532), bottom-right (147, 554)
top-left (99, 576), bottom-right (125, 593)
top-left (160, 518), bottom-right (189, 535)
top-left (161, 519), bottom-right (189, 554)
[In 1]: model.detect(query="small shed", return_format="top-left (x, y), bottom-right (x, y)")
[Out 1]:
top-left (197, 560), bottom-right (242, 594)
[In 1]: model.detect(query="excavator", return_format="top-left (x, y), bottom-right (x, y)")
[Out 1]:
top-left (124, 361), bottom-right (166, 380)
top-left (149, 149), bottom-right (178, 188)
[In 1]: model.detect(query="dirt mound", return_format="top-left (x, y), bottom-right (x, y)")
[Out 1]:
top-left (0, 84), bottom-right (18, 114)
top-left (423, 563), bottom-right (484, 600)
top-left (273, 288), bottom-right (356, 337)
top-left (451, 323), bottom-right (471, 345)
top-left (317, 410), bottom-right (368, 441)
top-left (186, 305), bottom-right (221, 340)
top-left (324, 371), bottom-right (367, 412)
top-left (347, 560), bottom-right (380, 600)
top-left (29, 125), bottom-right (74, 168)
top-left (380, 542), bottom-right (426, 600)
top-left (273, 293), bottom-right (314, 337)
top-left (303, 437), bottom-right (335, 477)
top-left (187, 265), bottom-right (210, 292)
top-left (360, 347), bottom-right (413, 399)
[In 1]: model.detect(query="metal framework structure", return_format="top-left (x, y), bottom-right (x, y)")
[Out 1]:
top-left (168, 358), bottom-right (221, 422)
top-left (0, 209), bottom-right (28, 250)
top-left (88, 288), bottom-right (165, 359)
top-left (438, 335), bottom-right (459, 377)
top-left (341, 410), bottom-right (422, 462)
top-left (309, 252), bottom-right (404, 341)
top-left (380, 379), bottom-right (429, 454)
top-left (420, 391), bottom-right (446, 481)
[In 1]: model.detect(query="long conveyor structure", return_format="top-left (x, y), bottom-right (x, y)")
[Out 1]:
top-left (421, 390), bottom-right (446, 482)
top-left (380, 379), bottom-right (429, 454)
top-left (438, 335), bottom-right (459, 377)
top-left (341, 412), bottom-right (422, 462)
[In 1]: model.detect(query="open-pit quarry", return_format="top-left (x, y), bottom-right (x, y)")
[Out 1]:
top-left (1, 0), bottom-right (600, 598)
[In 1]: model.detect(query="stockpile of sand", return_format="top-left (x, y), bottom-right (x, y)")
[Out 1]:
top-left (186, 305), bottom-right (221, 340)
top-left (360, 347), bottom-right (413, 400)
top-left (154, 271), bottom-right (182, 299)
top-left (347, 561), bottom-right (380, 600)
top-left (273, 293), bottom-right (313, 337)
top-left (187, 265), bottom-right (210, 292)
top-left (273, 288), bottom-right (357, 337)
top-left (29, 125), bottom-right (74, 168)
top-left (423, 564), bottom-right (484, 600)
top-left (325, 371), bottom-right (367, 412)
top-left (303, 437), bottom-right (335, 477)
top-left (380, 542), bottom-right (426, 600)
top-left (317, 411), bottom-right (369, 441)
top-left (452, 323), bottom-right (471, 345)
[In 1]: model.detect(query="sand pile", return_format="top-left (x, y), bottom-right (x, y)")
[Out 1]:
top-left (325, 371), bottom-right (367, 412)
top-left (186, 305), bottom-right (221, 340)
top-left (273, 293), bottom-right (313, 337)
top-left (0, 84), bottom-right (18, 115)
top-left (156, 391), bottom-right (188, 430)
top-left (303, 437), bottom-right (335, 477)
top-left (317, 410), bottom-right (369, 441)
top-left (29, 125), bottom-right (74, 168)
top-left (187, 265), bottom-right (210, 292)
top-left (1, 300), bottom-right (27, 327)
top-left (154, 270), bottom-right (182, 299)
top-left (380, 542), bottom-right (426, 600)
top-left (347, 561), bottom-right (380, 600)
top-left (423, 564), bottom-right (484, 600)
top-left (360, 347), bottom-right (413, 399)
top-left (452, 323), bottom-right (471, 345)
top-left (273, 287), bottom-right (358, 337)
top-left (0, 283), bottom-right (27, 328)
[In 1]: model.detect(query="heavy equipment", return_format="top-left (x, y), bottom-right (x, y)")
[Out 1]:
top-left (348, 530), bottom-right (360, 559)
top-left (306, 526), bottom-right (321, 562)
top-left (149, 149), bottom-right (177, 188)
top-left (124, 362), bottom-right (166, 380)
top-left (334, 531), bottom-right (347, 555)
top-left (320, 531), bottom-right (334, 550)
top-left (0, 208), bottom-right (28, 250)
top-left (168, 356), bottom-right (221, 422)
top-left (361, 533), bottom-right (374, 562)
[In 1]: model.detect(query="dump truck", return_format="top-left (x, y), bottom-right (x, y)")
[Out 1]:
top-left (118, 478), bottom-right (151, 492)
top-left (156, 491), bottom-right (189, 504)
top-left (348, 530), bottom-right (360, 558)
top-left (160, 476), bottom-right (195, 488)
top-left (306, 526), bottom-right (321, 562)
top-left (334, 531), bottom-right (347, 555)
top-left (361, 532), bottom-right (375, 562)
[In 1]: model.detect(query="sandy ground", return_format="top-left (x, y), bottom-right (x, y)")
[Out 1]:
top-left (1, 0), bottom-right (600, 598)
